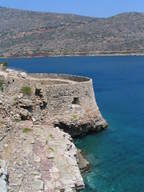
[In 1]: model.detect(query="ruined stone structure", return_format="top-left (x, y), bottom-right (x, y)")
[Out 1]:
top-left (0, 64), bottom-right (107, 192)
top-left (0, 68), bottom-right (107, 136)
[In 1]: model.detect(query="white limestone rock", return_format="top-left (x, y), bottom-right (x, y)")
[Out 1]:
top-left (0, 160), bottom-right (8, 192)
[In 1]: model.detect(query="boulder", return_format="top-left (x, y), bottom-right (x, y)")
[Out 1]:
top-left (19, 109), bottom-right (31, 120)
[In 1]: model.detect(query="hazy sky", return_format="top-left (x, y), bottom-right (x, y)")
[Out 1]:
top-left (0, 0), bottom-right (144, 17)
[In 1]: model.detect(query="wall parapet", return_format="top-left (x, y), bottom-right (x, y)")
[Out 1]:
top-left (29, 73), bottom-right (91, 82)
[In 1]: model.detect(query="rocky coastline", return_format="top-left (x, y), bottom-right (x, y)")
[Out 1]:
top-left (0, 63), bottom-right (107, 191)
top-left (1, 52), bottom-right (144, 59)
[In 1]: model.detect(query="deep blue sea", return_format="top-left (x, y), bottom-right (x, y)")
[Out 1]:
top-left (0, 56), bottom-right (144, 192)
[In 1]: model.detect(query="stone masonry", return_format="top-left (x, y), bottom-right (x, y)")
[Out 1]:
top-left (0, 67), bottom-right (107, 136)
top-left (0, 64), bottom-right (108, 191)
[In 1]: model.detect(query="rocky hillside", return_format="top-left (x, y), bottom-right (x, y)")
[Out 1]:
top-left (1, 7), bottom-right (144, 57)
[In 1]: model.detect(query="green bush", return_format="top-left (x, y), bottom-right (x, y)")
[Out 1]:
top-left (49, 147), bottom-right (54, 152)
top-left (2, 62), bottom-right (8, 69)
top-left (72, 114), bottom-right (78, 121)
top-left (23, 128), bottom-right (32, 133)
top-left (0, 79), bottom-right (4, 91)
top-left (21, 86), bottom-right (32, 96)
top-left (0, 62), bottom-right (8, 70)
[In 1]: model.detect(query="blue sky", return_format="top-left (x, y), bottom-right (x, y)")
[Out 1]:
top-left (0, 0), bottom-right (144, 17)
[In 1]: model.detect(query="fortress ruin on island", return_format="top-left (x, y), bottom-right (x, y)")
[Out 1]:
top-left (0, 65), bottom-right (107, 136)
top-left (0, 63), bottom-right (107, 192)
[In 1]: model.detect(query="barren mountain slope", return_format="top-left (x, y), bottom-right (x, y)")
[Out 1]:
top-left (0, 7), bottom-right (144, 56)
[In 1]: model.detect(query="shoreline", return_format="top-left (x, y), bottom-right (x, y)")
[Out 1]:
top-left (1, 53), bottom-right (144, 59)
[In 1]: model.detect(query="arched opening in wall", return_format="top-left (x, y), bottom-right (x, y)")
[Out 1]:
top-left (72, 97), bottom-right (80, 105)
top-left (35, 88), bottom-right (43, 98)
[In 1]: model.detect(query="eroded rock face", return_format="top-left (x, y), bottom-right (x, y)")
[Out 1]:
top-left (0, 67), bottom-right (108, 191)
top-left (77, 150), bottom-right (90, 173)
top-left (54, 113), bottom-right (108, 137)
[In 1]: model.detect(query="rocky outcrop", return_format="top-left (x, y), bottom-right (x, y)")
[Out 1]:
top-left (0, 65), bottom-right (108, 191)
top-left (77, 150), bottom-right (90, 173)
top-left (0, 121), bottom-right (84, 192)
top-left (54, 114), bottom-right (107, 137)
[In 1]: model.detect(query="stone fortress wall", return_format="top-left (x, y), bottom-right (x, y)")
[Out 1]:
top-left (29, 73), bottom-right (99, 116)
top-left (0, 66), bottom-right (107, 136)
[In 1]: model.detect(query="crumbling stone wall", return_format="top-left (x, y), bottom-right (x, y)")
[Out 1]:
top-left (3, 73), bottom-right (98, 113)
top-left (0, 69), bottom-right (107, 136)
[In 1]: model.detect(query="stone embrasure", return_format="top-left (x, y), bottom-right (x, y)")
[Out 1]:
top-left (0, 65), bottom-right (108, 191)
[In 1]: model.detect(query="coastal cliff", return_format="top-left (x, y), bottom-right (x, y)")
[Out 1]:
top-left (0, 64), bottom-right (107, 191)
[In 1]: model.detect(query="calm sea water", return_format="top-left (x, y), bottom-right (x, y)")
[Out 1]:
top-left (0, 56), bottom-right (144, 192)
